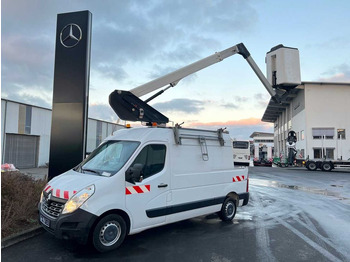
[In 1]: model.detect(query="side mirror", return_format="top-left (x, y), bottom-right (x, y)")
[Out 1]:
top-left (125, 163), bottom-right (144, 183)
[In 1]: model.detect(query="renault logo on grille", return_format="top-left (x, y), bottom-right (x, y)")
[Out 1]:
top-left (60, 23), bottom-right (82, 48)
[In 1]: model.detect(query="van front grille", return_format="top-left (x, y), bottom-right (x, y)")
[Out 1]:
top-left (41, 195), bottom-right (66, 218)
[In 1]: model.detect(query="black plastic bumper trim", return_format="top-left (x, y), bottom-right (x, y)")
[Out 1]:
top-left (239, 192), bottom-right (249, 206)
top-left (146, 196), bottom-right (226, 218)
top-left (38, 203), bottom-right (98, 244)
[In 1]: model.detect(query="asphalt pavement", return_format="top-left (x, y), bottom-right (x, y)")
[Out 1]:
top-left (2, 166), bottom-right (349, 262)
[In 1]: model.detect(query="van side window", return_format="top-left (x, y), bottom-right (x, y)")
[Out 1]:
top-left (131, 144), bottom-right (166, 179)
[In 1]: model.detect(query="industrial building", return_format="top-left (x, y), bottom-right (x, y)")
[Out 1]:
top-left (250, 132), bottom-right (274, 161)
top-left (262, 82), bottom-right (350, 160)
top-left (1, 99), bottom-right (124, 168)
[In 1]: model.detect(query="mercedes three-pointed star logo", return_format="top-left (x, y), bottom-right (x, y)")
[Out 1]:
top-left (60, 23), bottom-right (82, 48)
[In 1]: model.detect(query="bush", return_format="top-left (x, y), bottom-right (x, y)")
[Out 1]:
top-left (1, 171), bottom-right (47, 238)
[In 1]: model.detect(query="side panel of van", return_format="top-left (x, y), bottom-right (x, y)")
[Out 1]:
top-left (166, 137), bottom-right (242, 223)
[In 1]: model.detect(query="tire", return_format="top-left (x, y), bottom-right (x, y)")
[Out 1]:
top-left (321, 162), bottom-right (332, 171)
top-left (306, 161), bottom-right (317, 171)
top-left (218, 197), bottom-right (237, 222)
top-left (92, 214), bottom-right (127, 253)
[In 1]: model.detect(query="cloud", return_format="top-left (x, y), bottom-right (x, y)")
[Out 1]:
top-left (319, 63), bottom-right (350, 82)
top-left (187, 117), bottom-right (273, 140)
top-left (189, 117), bottom-right (267, 127)
top-left (221, 103), bottom-right (238, 109)
top-left (254, 92), bottom-right (269, 108)
top-left (152, 98), bottom-right (204, 114)
top-left (88, 103), bottom-right (119, 122)
top-left (235, 96), bottom-right (249, 103)
top-left (2, 0), bottom-right (259, 108)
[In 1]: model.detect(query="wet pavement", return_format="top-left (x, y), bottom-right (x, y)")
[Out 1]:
top-left (2, 166), bottom-right (350, 262)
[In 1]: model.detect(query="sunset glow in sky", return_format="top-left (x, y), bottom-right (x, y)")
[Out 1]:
top-left (2, 0), bottom-right (350, 139)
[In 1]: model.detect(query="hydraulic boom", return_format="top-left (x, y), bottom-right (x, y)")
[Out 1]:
top-left (109, 43), bottom-right (283, 124)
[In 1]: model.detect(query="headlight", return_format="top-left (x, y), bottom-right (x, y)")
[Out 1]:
top-left (62, 185), bottom-right (95, 214)
top-left (40, 191), bottom-right (43, 203)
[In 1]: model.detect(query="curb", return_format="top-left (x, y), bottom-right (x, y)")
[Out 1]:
top-left (1, 226), bottom-right (44, 249)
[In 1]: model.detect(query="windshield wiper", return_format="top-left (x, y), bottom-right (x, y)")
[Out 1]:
top-left (82, 168), bottom-right (100, 175)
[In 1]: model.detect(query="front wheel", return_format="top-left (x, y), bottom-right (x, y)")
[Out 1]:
top-left (92, 214), bottom-right (127, 253)
top-left (218, 197), bottom-right (237, 222)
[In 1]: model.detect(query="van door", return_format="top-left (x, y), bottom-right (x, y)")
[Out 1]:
top-left (125, 143), bottom-right (170, 230)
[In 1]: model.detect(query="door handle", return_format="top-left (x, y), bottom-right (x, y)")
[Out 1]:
top-left (158, 183), bottom-right (168, 188)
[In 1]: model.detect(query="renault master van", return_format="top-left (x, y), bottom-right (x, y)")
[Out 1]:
top-left (39, 126), bottom-right (249, 252)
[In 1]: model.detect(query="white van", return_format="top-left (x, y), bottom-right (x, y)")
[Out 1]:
top-left (39, 126), bottom-right (249, 252)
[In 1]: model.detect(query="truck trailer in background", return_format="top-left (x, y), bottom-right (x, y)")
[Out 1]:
top-left (250, 132), bottom-right (274, 166)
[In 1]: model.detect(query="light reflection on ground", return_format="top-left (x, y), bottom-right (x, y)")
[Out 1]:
top-left (250, 178), bottom-right (350, 203)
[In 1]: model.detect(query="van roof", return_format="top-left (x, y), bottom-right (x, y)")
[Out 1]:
top-left (106, 126), bottom-right (231, 145)
top-left (107, 127), bottom-right (172, 143)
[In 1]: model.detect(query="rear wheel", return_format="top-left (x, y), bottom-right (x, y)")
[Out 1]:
top-left (306, 161), bottom-right (317, 171)
top-left (321, 162), bottom-right (332, 171)
top-left (218, 197), bottom-right (237, 222)
top-left (92, 214), bottom-right (126, 253)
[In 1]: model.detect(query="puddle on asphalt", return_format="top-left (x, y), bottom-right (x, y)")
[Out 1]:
top-left (250, 178), bottom-right (349, 202)
top-left (234, 212), bottom-right (253, 221)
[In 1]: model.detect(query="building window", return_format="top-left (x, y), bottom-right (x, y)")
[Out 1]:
top-left (254, 139), bottom-right (274, 143)
top-left (337, 129), bottom-right (346, 139)
top-left (312, 128), bottom-right (334, 140)
top-left (301, 130), bottom-right (304, 140)
top-left (313, 148), bottom-right (334, 159)
top-left (326, 148), bottom-right (334, 159)
top-left (313, 148), bottom-right (322, 159)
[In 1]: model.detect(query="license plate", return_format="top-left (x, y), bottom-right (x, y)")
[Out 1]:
top-left (40, 215), bottom-right (50, 228)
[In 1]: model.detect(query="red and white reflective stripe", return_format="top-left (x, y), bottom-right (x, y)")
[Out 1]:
top-left (44, 185), bottom-right (51, 192)
top-left (232, 175), bottom-right (245, 182)
top-left (43, 185), bottom-right (77, 200)
top-left (126, 185), bottom-right (151, 195)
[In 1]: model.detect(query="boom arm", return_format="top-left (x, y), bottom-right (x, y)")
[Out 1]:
top-left (130, 43), bottom-right (278, 100)
top-left (109, 43), bottom-right (282, 124)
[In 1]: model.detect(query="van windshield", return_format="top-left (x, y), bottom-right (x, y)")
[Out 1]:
top-left (77, 141), bottom-right (140, 176)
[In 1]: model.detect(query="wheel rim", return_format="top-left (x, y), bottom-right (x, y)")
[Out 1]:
top-left (309, 163), bottom-right (316, 169)
top-left (225, 202), bottom-right (235, 218)
top-left (324, 164), bottom-right (331, 170)
top-left (99, 221), bottom-right (121, 247)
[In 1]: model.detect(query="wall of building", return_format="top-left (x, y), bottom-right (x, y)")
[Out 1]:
top-left (304, 83), bottom-right (350, 159)
top-left (31, 107), bottom-right (52, 166)
top-left (1, 99), bottom-right (124, 168)
top-left (272, 83), bottom-right (350, 160)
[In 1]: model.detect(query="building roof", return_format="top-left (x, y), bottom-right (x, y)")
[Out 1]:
top-left (261, 81), bottom-right (350, 123)
top-left (249, 132), bottom-right (274, 138)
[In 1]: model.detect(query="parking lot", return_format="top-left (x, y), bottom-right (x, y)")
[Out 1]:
top-left (2, 166), bottom-right (350, 262)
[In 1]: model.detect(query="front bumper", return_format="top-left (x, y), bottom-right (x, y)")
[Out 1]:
top-left (238, 192), bottom-right (249, 206)
top-left (38, 203), bottom-right (98, 244)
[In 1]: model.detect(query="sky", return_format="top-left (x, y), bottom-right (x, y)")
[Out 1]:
top-left (2, 0), bottom-right (350, 140)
